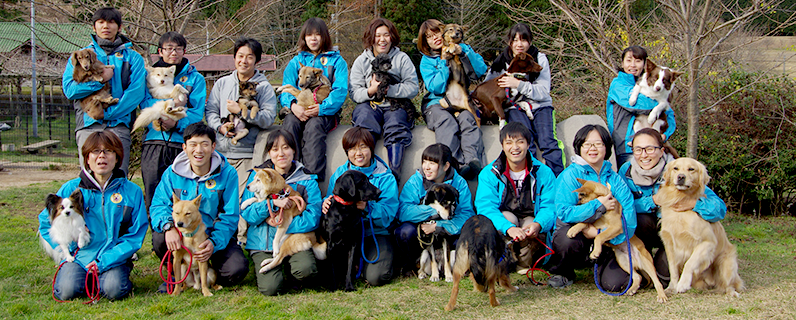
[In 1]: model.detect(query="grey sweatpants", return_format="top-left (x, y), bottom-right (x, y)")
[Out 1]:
top-left (423, 104), bottom-right (485, 165)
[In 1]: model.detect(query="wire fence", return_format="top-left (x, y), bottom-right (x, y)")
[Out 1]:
top-left (0, 94), bottom-right (79, 171)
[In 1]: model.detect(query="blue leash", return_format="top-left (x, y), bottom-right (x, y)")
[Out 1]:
top-left (593, 212), bottom-right (634, 296)
top-left (355, 216), bottom-right (380, 279)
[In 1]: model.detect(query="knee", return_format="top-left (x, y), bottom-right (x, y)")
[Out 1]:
top-left (53, 280), bottom-right (81, 301)
top-left (53, 262), bottom-right (84, 301)
top-left (305, 117), bottom-right (327, 132)
top-left (394, 223), bottom-right (417, 243)
top-left (291, 260), bottom-right (318, 281)
top-left (365, 266), bottom-right (392, 287)
top-left (258, 279), bottom-right (282, 296)
top-left (99, 266), bottom-right (133, 300)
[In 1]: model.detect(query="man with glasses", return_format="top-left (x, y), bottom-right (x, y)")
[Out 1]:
top-left (139, 32), bottom-right (206, 212)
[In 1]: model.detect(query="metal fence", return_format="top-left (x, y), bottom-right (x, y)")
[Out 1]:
top-left (0, 94), bottom-right (79, 170)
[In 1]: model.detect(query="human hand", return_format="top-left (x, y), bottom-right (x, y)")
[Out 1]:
top-left (304, 104), bottom-right (320, 118)
top-left (356, 201), bottom-right (367, 211)
top-left (226, 100), bottom-right (241, 115)
top-left (101, 67), bottom-right (114, 83)
top-left (597, 195), bottom-right (617, 211)
top-left (159, 117), bottom-right (177, 131)
top-left (367, 75), bottom-right (383, 97)
top-left (218, 123), bottom-right (234, 138)
top-left (272, 197), bottom-right (295, 210)
top-left (291, 102), bottom-right (309, 121)
top-left (507, 227), bottom-right (526, 242)
top-left (421, 222), bottom-right (436, 235)
top-left (195, 239), bottom-right (214, 262)
top-left (165, 228), bottom-right (182, 252)
top-left (498, 75), bottom-right (520, 89)
top-left (525, 222), bottom-right (542, 238)
top-left (322, 196), bottom-right (332, 214)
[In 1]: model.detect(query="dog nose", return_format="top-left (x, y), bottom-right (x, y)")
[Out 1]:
top-left (677, 174), bottom-right (686, 183)
top-left (176, 221), bottom-right (184, 228)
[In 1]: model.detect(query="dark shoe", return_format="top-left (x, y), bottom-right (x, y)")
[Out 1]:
top-left (157, 281), bottom-right (169, 294)
top-left (387, 144), bottom-right (405, 183)
top-left (548, 274), bottom-right (573, 288)
top-left (459, 160), bottom-right (482, 180)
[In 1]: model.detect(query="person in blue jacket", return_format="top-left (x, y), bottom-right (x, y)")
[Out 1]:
top-left (139, 31), bottom-right (206, 211)
top-left (149, 123), bottom-right (249, 290)
top-left (39, 131), bottom-right (147, 300)
top-left (322, 127), bottom-right (399, 286)
top-left (607, 46), bottom-right (676, 168)
top-left (395, 143), bottom-right (474, 276)
top-left (280, 18), bottom-right (348, 182)
top-left (612, 127), bottom-right (727, 289)
top-left (547, 124), bottom-right (635, 289)
top-left (474, 122), bottom-right (557, 271)
top-left (416, 19), bottom-right (488, 180)
top-left (241, 129), bottom-right (323, 295)
top-left (62, 7), bottom-right (147, 176)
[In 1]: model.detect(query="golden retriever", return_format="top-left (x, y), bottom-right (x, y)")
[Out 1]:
top-left (657, 157), bottom-right (744, 297)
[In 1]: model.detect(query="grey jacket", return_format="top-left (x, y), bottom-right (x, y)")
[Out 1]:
top-left (485, 52), bottom-right (553, 109)
top-left (206, 70), bottom-right (277, 159)
top-left (349, 47), bottom-right (419, 107)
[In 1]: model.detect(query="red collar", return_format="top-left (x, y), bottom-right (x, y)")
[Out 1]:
top-left (333, 194), bottom-right (354, 206)
top-left (270, 188), bottom-right (290, 199)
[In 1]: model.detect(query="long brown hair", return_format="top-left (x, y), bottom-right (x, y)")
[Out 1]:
top-left (298, 18), bottom-right (333, 53)
top-left (416, 19), bottom-right (444, 56)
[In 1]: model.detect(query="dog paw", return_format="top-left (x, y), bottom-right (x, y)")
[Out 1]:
top-left (202, 289), bottom-right (214, 297)
top-left (430, 274), bottom-right (440, 282)
top-left (499, 119), bottom-right (508, 130)
top-left (446, 276), bottom-right (453, 283)
top-left (258, 265), bottom-right (273, 274)
top-left (647, 112), bottom-right (660, 125)
top-left (418, 272), bottom-right (427, 280)
top-left (260, 258), bottom-right (274, 267)
top-left (589, 248), bottom-right (602, 260)
top-left (657, 293), bottom-right (668, 303)
top-left (675, 281), bottom-right (691, 293)
top-left (565, 229), bottom-right (579, 239)
top-left (64, 255), bottom-right (75, 263)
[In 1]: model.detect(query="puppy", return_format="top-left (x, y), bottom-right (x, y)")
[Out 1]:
top-left (318, 170), bottom-right (382, 291)
top-left (220, 114), bottom-right (249, 145)
top-left (275, 64), bottom-right (332, 108)
top-left (418, 183), bottom-right (459, 282)
top-left (437, 24), bottom-right (479, 125)
top-left (567, 178), bottom-right (667, 302)
top-left (71, 49), bottom-right (118, 120)
top-left (171, 194), bottom-right (221, 297)
top-left (40, 189), bottom-right (90, 263)
top-left (132, 99), bottom-right (187, 132)
top-left (629, 60), bottom-right (682, 132)
top-left (370, 54), bottom-right (418, 122)
top-left (238, 81), bottom-right (259, 118)
top-left (145, 65), bottom-right (189, 102)
top-left (471, 52), bottom-right (542, 127)
top-left (657, 158), bottom-right (744, 297)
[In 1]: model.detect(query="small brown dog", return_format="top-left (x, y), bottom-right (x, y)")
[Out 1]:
top-left (238, 81), bottom-right (259, 118)
top-left (471, 52), bottom-right (542, 126)
top-left (437, 24), bottom-right (480, 124)
top-left (275, 64), bottom-right (331, 109)
top-left (220, 114), bottom-right (249, 145)
top-left (567, 178), bottom-right (667, 302)
top-left (171, 194), bottom-right (221, 297)
top-left (71, 49), bottom-right (118, 120)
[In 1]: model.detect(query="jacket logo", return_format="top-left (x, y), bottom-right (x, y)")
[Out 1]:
top-left (111, 193), bottom-right (123, 204)
top-left (320, 57), bottom-right (328, 65)
top-left (180, 76), bottom-right (188, 83)
top-left (115, 52), bottom-right (123, 58)
top-left (205, 179), bottom-right (216, 189)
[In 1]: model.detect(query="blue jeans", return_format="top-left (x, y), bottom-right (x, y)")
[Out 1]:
top-left (352, 102), bottom-right (412, 148)
top-left (53, 261), bottom-right (133, 301)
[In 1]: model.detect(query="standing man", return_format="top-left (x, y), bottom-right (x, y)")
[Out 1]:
top-left (62, 7), bottom-right (146, 175)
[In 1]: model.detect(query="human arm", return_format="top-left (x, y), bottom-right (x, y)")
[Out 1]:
top-left (103, 52), bottom-right (147, 120)
top-left (205, 80), bottom-right (224, 132)
top-left (662, 107), bottom-right (676, 141)
top-left (419, 55), bottom-right (450, 95)
top-left (609, 173), bottom-right (637, 245)
top-left (693, 186), bottom-right (727, 222)
top-left (279, 58), bottom-right (301, 109)
top-left (397, 173), bottom-right (437, 223)
top-left (555, 170), bottom-right (606, 224)
top-left (348, 55), bottom-right (373, 103)
top-left (176, 73), bottom-right (207, 132)
top-left (365, 173), bottom-right (400, 230)
top-left (285, 180), bottom-right (323, 233)
top-left (473, 165), bottom-right (515, 236)
top-left (96, 182), bottom-right (148, 272)
top-left (459, 44), bottom-right (488, 78)
top-left (531, 163), bottom-right (557, 233)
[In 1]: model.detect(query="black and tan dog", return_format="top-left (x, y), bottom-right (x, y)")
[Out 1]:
top-left (370, 53), bottom-right (418, 122)
top-left (71, 48), bottom-right (118, 120)
top-left (238, 81), bottom-right (259, 119)
top-left (171, 194), bottom-right (221, 297)
top-left (418, 183), bottom-right (459, 282)
top-left (275, 64), bottom-right (332, 108)
top-left (471, 52), bottom-right (542, 126)
top-left (318, 170), bottom-right (381, 291)
top-left (567, 178), bottom-right (667, 302)
top-left (437, 24), bottom-right (479, 124)
top-left (446, 215), bottom-right (517, 311)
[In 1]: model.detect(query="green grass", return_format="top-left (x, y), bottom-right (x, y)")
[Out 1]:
top-left (2, 179), bottom-right (795, 319)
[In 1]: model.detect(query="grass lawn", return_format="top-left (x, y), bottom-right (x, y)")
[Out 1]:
top-left (1, 179), bottom-right (795, 319)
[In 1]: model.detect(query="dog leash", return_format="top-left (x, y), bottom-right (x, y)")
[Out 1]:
top-left (51, 248), bottom-right (101, 304)
top-left (416, 222), bottom-right (436, 248)
top-left (356, 215), bottom-right (381, 279)
top-left (158, 231), bottom-right (194, 295)
top-left (524, 236), bottom-right (556, 286)
top-left (312, 86), bottom-right (322, 104)
top-left (505, 88), bottom-right (521, 110)
top-left (592, 213), bottom-right (634, 296)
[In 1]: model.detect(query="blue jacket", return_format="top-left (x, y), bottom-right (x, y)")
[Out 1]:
top-left (140, 60), bottom-right (206, 144)
top-left (474, 153), bottom-right (557, 236)
top-left (280, 50), bottom-right (349, 116)
top-left (62, 35), bottom-right (147, 129)
top-left (555, 157), bottom-right (636, 245)
top-left (38, 169), bottom-right (147, 272)
top-left (398, 169), bottom-right (474, 235)
top-left (241, 160), bottom-right (322, 252)
top-left (326, 156), bottom-right (398, 236)
top-left (606, 72), bottom-right (676, 155)
top-left (618, 161), bottom-right (726, 222)
top-left (150, 151), bottom-right (240, 252)
top-left (419, 43), bottom-right (487, 107)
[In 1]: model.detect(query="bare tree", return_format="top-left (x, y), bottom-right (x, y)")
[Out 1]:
top-left (443, 0), bottom-right (501, 52)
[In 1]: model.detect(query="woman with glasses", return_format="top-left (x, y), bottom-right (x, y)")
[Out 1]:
top-left (546, 124), bottom-right (635, 290)
top-left (613, 127), bottom-right (727, 288)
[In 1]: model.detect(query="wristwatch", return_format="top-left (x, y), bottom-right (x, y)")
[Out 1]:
top-left (163, 222), bottom-right (174, 232)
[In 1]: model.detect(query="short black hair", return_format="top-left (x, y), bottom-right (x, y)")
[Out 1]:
top-left (183, 122), bottom-right (216, 144)
top-left (234, 37), bottom-right (263, 63)
top-left (265, 129), bottom-right (298, 154)
top-left (572, 124), bottom-right (612, 160)
top-left (92, 7), bottom-right (122, 27)
top-left (499, 121), bottom-right (533, 145)
top-left (159, 31), bottom-right (187, 49)
top-left (422, 143), bottom-right (458, 171)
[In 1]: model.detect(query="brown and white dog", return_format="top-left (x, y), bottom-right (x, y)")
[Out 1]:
top-left (471, 52), bottom-right (542, 127)
top-left (567, 179), bottom-right (668, 302)
top-left (275, 64), bottom-right (331, 108)
top-left (629, 60), bottom-right (682, 133)
top-left (71, 49), bottom-right (118, 120)
top-left (240, 168), bottom-right (326, 274)
top-left (418, 183), bottom-right (459, 282)
top-left (171, 194), bottom-right (221, 297)
top-left (657, 158), bottom-right (744, 297)
top-left (437, 24), bottom-right (479, 124)
top-left (41, 189), bottom-right (90, 263)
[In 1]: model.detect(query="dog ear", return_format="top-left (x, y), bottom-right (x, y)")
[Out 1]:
top-left (299, 62), bottom-right (305, 68)
top-left (697, 160), bottom-right (710, 187)
top-left (670, 70), bottom-right (683, 83)
top-left (69, 189), bottom-right (84, 214)
top-left (172, 191), bottom-right (180, 204)
top-left (168, 65), bottom-right (176, 74)
top-left (662, 161), bottom-right (675, 186)
top-left (333, 173), bottom-right (357, 200)
top-left (191, 194), bottom-right (202, 207)
top-left (45, 193), bottom-right (62, 220)
top-left (145, 65), bottom-right (153, 74)
top-left (70, 51), bottom-right (79, 67)
top-left (645, 59), bottom-right (657, 74)
top-left (576, 178), bottom-right (587, 186)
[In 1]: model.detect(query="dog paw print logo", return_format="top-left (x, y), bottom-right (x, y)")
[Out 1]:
top-left (205, 179), bottom-right (216, 189)
top-left (111, 193), bottom-right (123, 204)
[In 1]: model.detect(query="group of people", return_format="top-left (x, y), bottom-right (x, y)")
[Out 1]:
top-left (37, 7), bottom-right (728, 301)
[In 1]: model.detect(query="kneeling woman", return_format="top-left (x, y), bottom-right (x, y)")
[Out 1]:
top-left (241, 129), bottom-right (323, 296)
top-left (322, 127), bottom-right (399, 286)
top-left (39, 131), bottom-right (147, 300)
top-left (395, 143), bottom-right (474, 275)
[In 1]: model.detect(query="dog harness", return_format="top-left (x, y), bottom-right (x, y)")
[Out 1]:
top-left (312, 86), bottom-right (322, 104)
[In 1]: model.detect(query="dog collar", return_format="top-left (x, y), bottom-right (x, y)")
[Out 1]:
top-left (182, 223), bottom-right (202, 238)
top-left (270, 188), bottom-right (290, 200)
top-left (333, 195), bottom-right (354, 206)
top-left (312, 86), bottom-right (321, 104)
top-left (505, 88), bottom-right (520, 109)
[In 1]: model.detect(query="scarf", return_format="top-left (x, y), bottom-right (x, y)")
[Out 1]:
top-left (489, 45), bottom-right (540, 83)
top-left (154, 57), bottom-right (189, 75)
top-left (95, 36), bottom-right (124, 55)
top-left (629, 157), bottom-right (666, 187)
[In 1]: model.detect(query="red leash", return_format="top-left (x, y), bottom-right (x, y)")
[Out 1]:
top-left (158, 231), bottom-right (194, 294)
top-left (51, 248), bottom-right (101, 304)
top-left (525, 237), bottom-right (555, 285)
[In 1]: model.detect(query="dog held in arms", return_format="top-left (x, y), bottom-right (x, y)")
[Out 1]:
top-left (132, 65), bottom-right (189, 131)
top-left (275, 64), bottom-right (332, 109)
top-left (40, 189), bottom-right (91, 263)
top-left (445, 215), bottom-right (517, 311)
top-left (318, 170), bottom-right (382, 291)
top-left (628, 59), bottom-right (682, 158)
top-left (239, 168), bottom-right (327, 274)
top-left (418, 183), bottom-right (459, 282)
top-left (566, 178), bottom-right (668, 302)
top-left (171, 194), bottom-right (221, 296)
top-left (70, 49), bottom-right (118, 120)
top-left (436, 24), bottom-right (480, 125)
top-left (471, 52), bottom-right (542, 127)
top-left (656, 158), bottom-right (744, 297)
top-left (220, 81), bottom-right (258, 145)
top-left (370, 53), bottom-right (418, 122)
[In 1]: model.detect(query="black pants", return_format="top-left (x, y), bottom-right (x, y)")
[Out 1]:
top-left (152, 233), bottom-right (249, 287)
top-left (281, 113), bottom-right (338, 181)
top-left (141, 141), bottom-right (182, 211)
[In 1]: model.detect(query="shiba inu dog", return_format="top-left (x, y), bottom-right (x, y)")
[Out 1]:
top-left (171, 194), bottom-right (221, 297)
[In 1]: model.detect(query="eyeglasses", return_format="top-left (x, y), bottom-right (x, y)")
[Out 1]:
top-left (633, 146), bottom-right (662, 155)
top-left (160, 47), bottom-right (185, 54)
top-left (425, 32), bottom-right (441, 40)
top-left (90, 149), bottom-right (115, 155)
top-left (581, 142), bottom-right (605, 150)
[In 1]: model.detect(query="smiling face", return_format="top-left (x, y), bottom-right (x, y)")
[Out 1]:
top-left (426, 30), bottom-right (443, 51)
top-left (183, 135), bottom-right (215, 176)
top-left (269, 136), bottom-right (295, 175)
top-left (235, 45), bottom-right (257, 79)
top-left (373, 26), bottom-right (392, 55)
top-left (623, 51), bottom-right (645, 77)
top-left (510, 34), bottom-right (530, 57)
top-left (93, 19), bottom-right (119, 41)
top-left (632, 134), bottom-right (664, 170)
top-left (347, 142), bottom-right (372, 168)
top-left (579, 130), bottom-right (607, 167)
top-left (87, 143), bottom-right (117, 179)
top-left (422, 159), bottom-right (450, 183)
top-left (502, 135), bottom-right (529, 169)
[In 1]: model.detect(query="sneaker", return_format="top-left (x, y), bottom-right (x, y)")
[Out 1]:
top-left (547, 275), bottom-right (573, 288)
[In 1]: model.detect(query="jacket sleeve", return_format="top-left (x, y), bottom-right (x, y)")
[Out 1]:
top-left (286, 180), bottom-right (323, 233)
top-left (245, 82), bottom-right (277, 129)
top-left (149, 170), bottom-right (176, 232)
top-left (606, 73), bottom-right (658, 114)
top-left (319, 57), bottom-right (349, 116)
top-left (97, 183), bottom-right (148, 272)
top-left (62, 53), bottom-right (104, 100)
top-left (240, 171), bottom-right (270, 226)
top-left (461, 44), bottom-right (488, 78)
top-left (609, 173), bottom-right (637, 245)
top-left (532, 164), bottom-right (557, 233)
top-left (516, 53), bottom-right (551, 102)
top-left (178, 73), bottom-right (207, 132)
top-left (279, 58), bottom-right (301, 108)
top-left (474, 166), bottom-right (514, 236)
top-left (662, 107), bottom-right (676, 141)
top-left (398, 174), bottom-right (436, 223)
top-left (103, 52), bottom-right (147, 120)
top-left (694, 186), bottom-right (727, 222)
top-left (349, 55), bottom-right (372, 103)
top-left (210, 167), bottom-right (241, 252)
top-left (420, 55), bottom-right (449, 95)
top-left (386, 53), bottom-right (419, 99)
top-left (555, 171), bottom-right (604, 224)
top-left (436, 175), bottom-right (474, 235)
top-left (366, 174), bottom-right (399, 230)
top-left (205, 81), bottom-right (224, 132)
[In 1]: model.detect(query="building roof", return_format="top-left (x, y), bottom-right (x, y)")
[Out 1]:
top-left (148, 54), bottom-right (276, 72)
top-left (0, 22), bottom-right (93, 53)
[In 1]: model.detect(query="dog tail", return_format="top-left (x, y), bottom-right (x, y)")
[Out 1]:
top-left (313, 238), bottom-right (328, 260)
top-left (133, 100), bottom-right (171, 132)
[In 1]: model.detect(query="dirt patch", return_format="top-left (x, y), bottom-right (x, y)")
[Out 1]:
top-left (0, 166), bottom-right (80, 190)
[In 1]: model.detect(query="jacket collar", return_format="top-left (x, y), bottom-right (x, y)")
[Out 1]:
top-left (78, 168), bottom-right (126, 191)
top-left (172, 150), bottom-right (225, 181)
